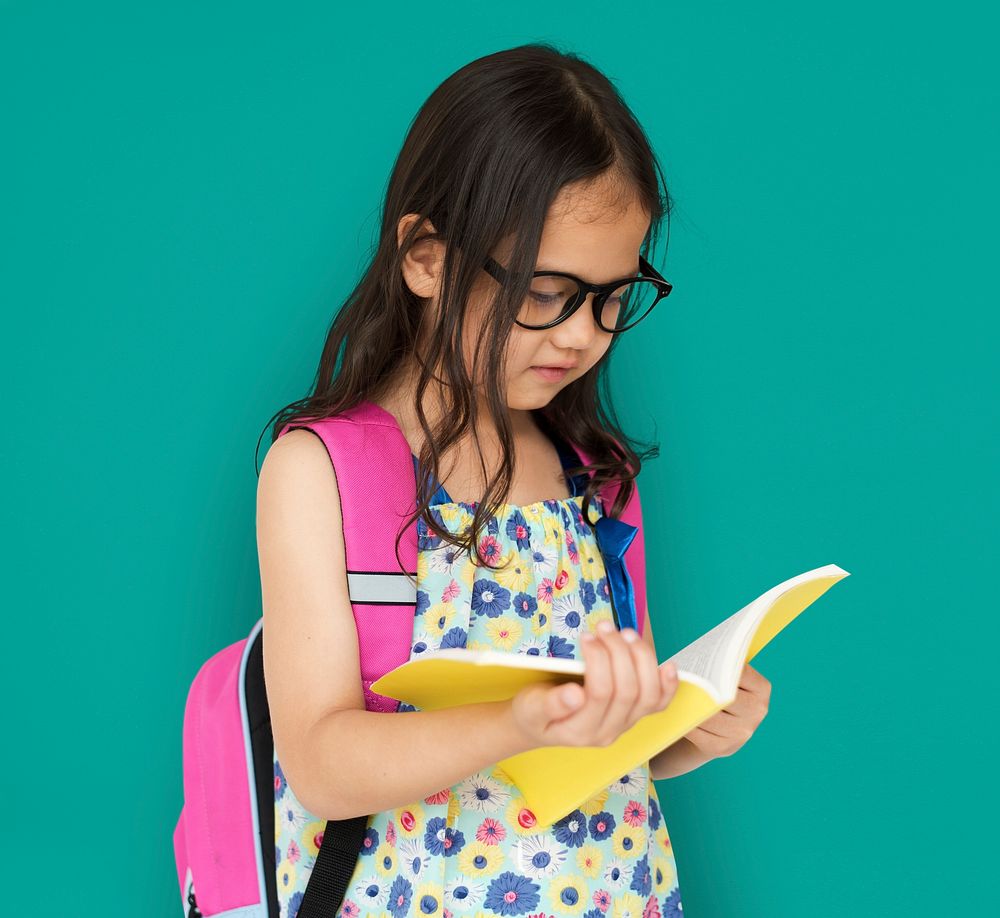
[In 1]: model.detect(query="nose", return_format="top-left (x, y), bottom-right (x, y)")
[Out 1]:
top-left (552, 292), bottom-right (604, 348)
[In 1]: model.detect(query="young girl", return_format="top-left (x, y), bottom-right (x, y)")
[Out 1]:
top-left (257, 43), bottom-right (769, 918)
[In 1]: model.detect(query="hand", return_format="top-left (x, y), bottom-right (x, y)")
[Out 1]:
top-left (681, 662), bottom-right (771, 759)
top-left (510, 619), bottom-right (680, 750)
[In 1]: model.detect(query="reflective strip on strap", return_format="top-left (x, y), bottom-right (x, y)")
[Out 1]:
top-left (346, 570), bottom-right (418, 605)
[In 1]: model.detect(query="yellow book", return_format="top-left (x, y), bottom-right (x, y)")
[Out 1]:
top-left (372, 562), bottom-right (850, 828)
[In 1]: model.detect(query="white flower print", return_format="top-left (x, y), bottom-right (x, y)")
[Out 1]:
top-left (516, 635), bottom-right (549, 656)
top-left (528, 543), bottom-right (559, 578)
top-left (351, 874), bottom-right (389, 910)
top-left (397, 837), bottom-right (431, 881)
top-left (552, 594), bottom-right (586, 638)
top-left (511, 833), bottom-right (569, 880)
top-left (456, 771), bottom-right (512, 813)
top-left (609, 767), bottom-right (649, 797)
top-left (603, 856), bottom-right (633, 890)
top-left (444, 876), bottom-right (488, 910)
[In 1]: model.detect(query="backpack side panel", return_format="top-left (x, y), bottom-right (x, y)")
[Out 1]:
top-left (175, 626), bottom-right (268, 916)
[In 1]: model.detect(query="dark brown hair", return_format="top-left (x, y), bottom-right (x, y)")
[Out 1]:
top-left (256, 41), bottom-right (673, 575)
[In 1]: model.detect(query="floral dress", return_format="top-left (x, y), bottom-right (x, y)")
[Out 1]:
top-left (273, 448), bottom-right (684, 918)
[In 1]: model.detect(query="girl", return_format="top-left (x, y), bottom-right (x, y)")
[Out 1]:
top-left (257, 43), bottom-right (770, 918)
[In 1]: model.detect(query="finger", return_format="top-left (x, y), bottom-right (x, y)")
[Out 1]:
top-left (573, 629), bottom-right (615, 736)
top-left (658, 659), bottom-right (678, 704)
top-left (544, 678), bottom-right (586, 723)
top-left (595, 623), bottom-right (640, 740)
top-left (623, 628), bottom-right (663, 720)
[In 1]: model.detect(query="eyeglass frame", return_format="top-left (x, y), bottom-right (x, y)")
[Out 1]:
top-left (481, 253), bottom-right (673, 333)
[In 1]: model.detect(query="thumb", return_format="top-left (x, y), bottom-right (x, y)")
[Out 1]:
top-left (545, 679), bottom-right (585, 722)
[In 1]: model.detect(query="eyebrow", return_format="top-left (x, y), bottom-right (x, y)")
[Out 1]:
top-left (534, 261), bottom-right (642, 283)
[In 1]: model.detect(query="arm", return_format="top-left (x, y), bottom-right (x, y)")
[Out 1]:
top-left (643, 606), bottom-right (772, 778)
top-left (258, 431), bottom-right (537, 821)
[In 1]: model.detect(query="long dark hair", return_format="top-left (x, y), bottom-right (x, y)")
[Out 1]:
top-left (256, 42), bottom-right (673, 575)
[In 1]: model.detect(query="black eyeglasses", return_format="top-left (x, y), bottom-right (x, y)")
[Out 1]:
top-left (482, 253), bottom-right (673, 333)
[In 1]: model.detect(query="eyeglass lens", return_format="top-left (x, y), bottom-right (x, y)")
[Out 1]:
top-left (518, 276), bottom-right (663, 331)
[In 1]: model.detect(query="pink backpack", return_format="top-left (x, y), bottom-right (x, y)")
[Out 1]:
top-left (172, 399), bottom-right (648, 917)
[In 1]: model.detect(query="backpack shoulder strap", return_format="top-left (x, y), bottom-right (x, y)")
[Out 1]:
top-left (276, 400), bottom-right (418, 712)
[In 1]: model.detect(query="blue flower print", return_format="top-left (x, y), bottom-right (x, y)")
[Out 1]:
top-left (582, 911), bottom-right (603, 918)
top-left (663, 888), bottom-right (684, 917)
top-left (274, 758), bottom-right (287, 801)
top-left (588, 811), bottom-right (616, 841)
top-left (512, 591), bottom-right (538, 619)
top-left (483, 871), bottom-right (540, 915)
top-left (412, 640), bottom-right (428, 655)
top-left (505, 510), bottom-right (532, 550)
top-left (547, 634), bottom-right (575, 658)
top-left (416, 589), bottom-right (430, 617)
top-left (580, 579), bottom-right (597, 613)
top-left (417, 888), bottom-right (442, 914)
top-left (360, 827), bottom-right (380, 855)
top-left (472, 579), bottom-right (511, 618)
top-left (487, 514), bottom-right (500, 536)
top-left (630, 854), bottom-right (652, 897)
top-left (288, 891), bottom-right (303, 917)
top-left (440, 626), bottom-right (468, 649)
top-left (417, 508), bottom-right (450, 551)
top-left (552, 809), bottom-right (588, 847)
top-left (597, 575), bottom-right (611, 605)
top-left (388, 874), bottom-right (413, 918)
top-left (647, 795), bottom-right (662, 830)
top-left (424, 816), bottom-right (466, 857)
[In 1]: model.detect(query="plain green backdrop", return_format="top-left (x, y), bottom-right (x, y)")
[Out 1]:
top-left (3, 0), bottom-right (996, 914)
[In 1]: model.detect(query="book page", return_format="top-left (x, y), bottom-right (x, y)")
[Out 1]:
top-left (665, 603), bottom-right (760, 698)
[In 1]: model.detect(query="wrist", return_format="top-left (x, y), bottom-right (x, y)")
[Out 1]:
top-left (650, 736), bottom-right (715, 780)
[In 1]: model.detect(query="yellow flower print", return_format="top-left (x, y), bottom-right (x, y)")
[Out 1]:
top-left (612, 822), bottom-right (646, 859)
top-left (447, 791), bottom-right (461, 824)
top-left (654, 824), bottom-right (671, 854)
top-left (586, 609), bottom-right (616, 633)
top-left (485, 615), bottom-right (523, 651)
top-left (467, 639), bottom-right (493, 653)
top-left (394, 803), bottom-right (425, 839)
top-left (493, 553), bottom-right (535, 593)
top-left (611, 891), bottom-right (646, 918)
top-left (548, 873), bottom-right (588, 914)
top-left (276, 856), bottom-right (297, 896)
top-left (542, 520), bottom-right (563, 549)
top-left (425, 602), bottom-right (456, 639)
top-left (300, 820), bottom-right (325, 859)
top-left (417, 549), bottom-right (429, 583)
top-left (374, 841), bottom-right (396, 877)
top-left (457, 839), bottom-right (505, 877)
top-left (438, 503), bottom-right (463, 527)
top-left (530, 610), bottom-right (550, 637)
top-left (576, 843), bottom-right (604, 878)
top-left (505, 795), bottom-right (542, 836)
top-left (653, 850), bottom-right (676, 894)
top-left (413, 881), bottom-right (444, 915)
top-left (578, 787), bottom-right (610, 816)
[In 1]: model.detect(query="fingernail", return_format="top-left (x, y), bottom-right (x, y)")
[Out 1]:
top-left (622, 629), bottom-right (638, 643)
top-left (598, 620), bottom-right (615, 633)
top-left (581, 632), bottom-right (595, 642)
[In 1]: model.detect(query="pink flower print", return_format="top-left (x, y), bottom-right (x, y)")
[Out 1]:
top-left (566, 530), bottom-right (579, 564)
top-left (444, 911), bottom-right (453, 918)
top-left (287, 839), bottom-right (301, 864)
top-left (424, 788), bottom-right (451, 805)
top-left (442, 579), bottom-right (460, 602)
top-left (341, 900), bottom-right (361, 917)
top-left (537, 579), bottom-right (554, 604)
top-left (479, 534), bottom-right (503, 566)
top-left (624, 800), bottom-right (647, 827)
top-left (554, 569), bottom-right (569, 591)
top-left (386, 819), bottom-right (397, 845)
top-left (476, 817), bottom-right (507, 845)
top-left (643, 894), bottom-right (662, 918)
top-left (593, 890), bottom-right (612, 913)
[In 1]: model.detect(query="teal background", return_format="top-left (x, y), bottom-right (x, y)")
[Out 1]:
top-left (3, 1), bottom-right (996, 914)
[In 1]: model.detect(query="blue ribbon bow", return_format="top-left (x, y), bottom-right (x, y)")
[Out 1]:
top-left (592, 515), bottom-right (639, 632)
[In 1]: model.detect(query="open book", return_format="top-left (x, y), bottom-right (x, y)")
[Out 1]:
top-left (371, 562), bottom-right (850, 828)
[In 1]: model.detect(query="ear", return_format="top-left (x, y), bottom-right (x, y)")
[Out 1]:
top-left (397, 213), bottom-right (446, 299)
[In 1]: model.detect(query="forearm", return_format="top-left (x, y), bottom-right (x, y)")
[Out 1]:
top-left (292, 700), bottom-right (533, 820)
top-left (650, 736), bottom-right (716, 780)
